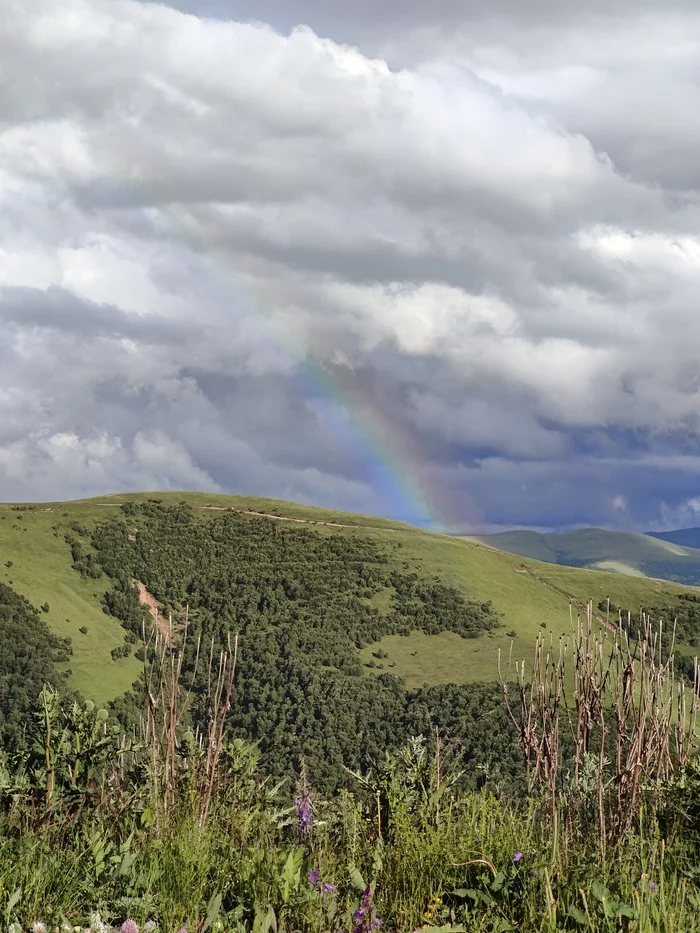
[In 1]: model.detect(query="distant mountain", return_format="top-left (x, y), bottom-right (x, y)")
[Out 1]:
top-left (648, 527), bottom-right (700, 550)
top-left (463, 527), bottom-right (700, 585)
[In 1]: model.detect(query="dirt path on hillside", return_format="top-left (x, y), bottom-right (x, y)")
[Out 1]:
top-left (198, 505), bottom-right (351, 527)
top-left (136, 581), bottom-right (173, 644)
top-left (94, 500), bottom-right (352, 527)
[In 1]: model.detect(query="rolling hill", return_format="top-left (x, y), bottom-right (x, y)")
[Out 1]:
top-left (648, 527), bottom-right (700, 550)
top-left (1, 492), bottom-right (698, 709)
top-left (466, 527), bottom-right (700, 585)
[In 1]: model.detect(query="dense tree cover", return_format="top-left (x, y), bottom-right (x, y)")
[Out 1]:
top-left (0, 582), bottom-right (72, 750)
top-left (85, 503), bottom-right (512, 788)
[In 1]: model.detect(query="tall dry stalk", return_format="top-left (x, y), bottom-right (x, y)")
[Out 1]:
top-left (500, 602), bottom-right (700, 845)
top-left (199, 631), bottom-right (238, 826)
top-left (142, 603), bottom-right (238, 826)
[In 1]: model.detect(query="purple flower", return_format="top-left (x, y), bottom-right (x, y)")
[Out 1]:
top-left (308, 870), bottom-right (320, 887)
top-left (294, 771), bottom-right (313, 835)
top-left (323, 883), bottom-right (337, 893)
top-left (647, 881), bottom-right (659, 893)
top-left (353, 886), bottom-right (382, 933)
top-left (121, 921), bottom-right (138, 933)
top-left (512, 851), bottom-right (524, 862)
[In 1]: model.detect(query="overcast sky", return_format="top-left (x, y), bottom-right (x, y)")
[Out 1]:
top-left (2, 0), bottom-right (700, 531)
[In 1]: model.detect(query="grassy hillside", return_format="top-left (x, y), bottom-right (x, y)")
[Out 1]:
top-left (1, 492), bottom-right (697, 703)
top-left (468, 526), bottom-right (700, 585)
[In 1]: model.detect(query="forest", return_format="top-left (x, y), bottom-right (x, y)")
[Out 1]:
top-left (76, 502), bottom-right (516, 790)
top-left (0, 582), bottom-right (71, 750)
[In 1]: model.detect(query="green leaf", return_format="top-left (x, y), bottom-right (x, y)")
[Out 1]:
top-left (202, 892), bottom-right (222, 933)
top-left (280, 849), bottom-right (301, 901)
top-left (568, 905), bottom-right (588, 924)
top-left (5, 887), bottom-right (21, 918)
top-left (139, 807), bottom-right (153, 829)
top-left (349, 864), bottom-right (367, 892)
top-left (253, 906), bottom-right (277, 933)
top-left (590, 881), bottom-right (610, 903)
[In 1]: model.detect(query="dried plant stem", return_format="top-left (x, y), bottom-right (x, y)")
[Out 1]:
top-left (499, 601), bottom-right (700, 846)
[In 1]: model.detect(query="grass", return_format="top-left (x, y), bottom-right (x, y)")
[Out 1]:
top-left (1, 491), bottom-right (697, 701)
top-left (0, 503), bottom-right (140, 706)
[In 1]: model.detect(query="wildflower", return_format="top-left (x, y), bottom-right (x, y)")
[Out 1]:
top-left (294, 770), bottom-right (313, 835)
top-left (177, 927), bottom-right (188, 933)
top-left (32, 923), bottom-right (48, 933)
top-left (512, 851), bottom-right (524, 862)
top-left (308, 870), bottom-right (320, 886)
top-left (90, 913), bottom-right (109, 933)
top-left (323, 882), bottom-right (337, 893)
top-left (423, 895), bottom-right (443, 922)
top-left (121, 921), bottom-right (138, 933)
top-left (353, 886), bottom-right (383, 933)
top-left (647, 880), bottom-right (659, 893)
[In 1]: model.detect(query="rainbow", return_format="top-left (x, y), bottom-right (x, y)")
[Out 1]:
top-left (184, 251), bottom-right (455, 531)
top-left (300, 352), bottom-right (444, 530)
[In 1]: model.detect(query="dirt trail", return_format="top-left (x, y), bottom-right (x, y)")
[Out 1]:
top-left (136, 581), bottom-right (173, 643)
top-left (199, 505), bottom-right (351, 527)
top-left (93, 500), bottom-right (351, 527)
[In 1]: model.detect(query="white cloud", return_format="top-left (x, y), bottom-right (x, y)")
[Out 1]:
top-left (1, 0), bottom-right (700, 529)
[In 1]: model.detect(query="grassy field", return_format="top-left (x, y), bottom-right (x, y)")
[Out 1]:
top-left (1, 491), bottom-right (696, 701)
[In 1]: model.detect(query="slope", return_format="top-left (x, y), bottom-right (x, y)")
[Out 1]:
top-left (0, 492), bottom-right (696, 704)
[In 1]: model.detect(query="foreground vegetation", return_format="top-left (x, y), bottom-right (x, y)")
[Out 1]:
top-left (2, 496), bottom-right (700, 929)
top-left (1, 598), bottom-right (699, 932)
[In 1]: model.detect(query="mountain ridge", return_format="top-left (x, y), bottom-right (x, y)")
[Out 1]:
top-left (465, 525), bottom-right (700, 585)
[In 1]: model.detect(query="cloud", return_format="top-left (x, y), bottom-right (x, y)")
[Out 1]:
top-left (1, 0), bottom-right (700, 530)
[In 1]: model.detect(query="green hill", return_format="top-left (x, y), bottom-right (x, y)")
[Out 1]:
top-left (649, 526), bottom-right (700, 549)
top-left (466, 526), bottom-right (700, 585)
top-left (1, 492), bottom-right (698, 709)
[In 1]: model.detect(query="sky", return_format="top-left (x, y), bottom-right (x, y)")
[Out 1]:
top-left (2, 0), bottom-right (700, 532)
